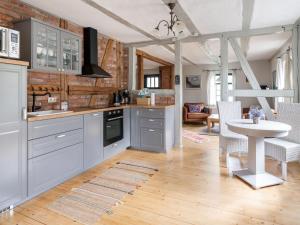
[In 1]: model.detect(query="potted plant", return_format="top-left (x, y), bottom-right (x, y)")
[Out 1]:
top-left (248, 107), bottom-right (265, 124)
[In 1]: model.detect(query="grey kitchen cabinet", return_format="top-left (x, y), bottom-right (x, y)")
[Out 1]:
top-left (27, 115), bottom-right (84, 198)
top-left (0, 62), bottom-right (27, 211)
top-left (84, 112), bottom-right (104, 170)
top-left (14, 18), bottom-right (81, 74)
top-left (104, 108), bottom-right (131, 159)
top-left (130, 107), bottom-right (175, 152)
top-left (28, 143), bottom-right (83, 197)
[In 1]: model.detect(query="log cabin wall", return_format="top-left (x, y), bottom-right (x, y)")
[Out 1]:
top-left (0, 0), bottom-right (129, 111)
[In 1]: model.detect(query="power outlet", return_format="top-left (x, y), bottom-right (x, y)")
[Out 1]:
top-left (48, 97), bottom-right (57, 103)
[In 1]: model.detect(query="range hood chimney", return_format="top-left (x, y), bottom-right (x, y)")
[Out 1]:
top-left (81, 27), bottom-right (111, 78)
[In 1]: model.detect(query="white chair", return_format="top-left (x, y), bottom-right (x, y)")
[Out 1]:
top-left (265, 103), bottom-right (300, 180)
top-left (217, 101), bottom-right (248, 175)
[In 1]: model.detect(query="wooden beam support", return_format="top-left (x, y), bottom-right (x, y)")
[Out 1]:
top-left (68, 85), bottom-right (118, 95)
top-left (292, 24), bottom-right (300, 102)
top-left (126, 24), bottom-right (293, 48)
top-left (128, 46), bottom-right (137, 90)
top-left (241, 0), bottom-right (255, 56)
top-left (136, 49), bottom-right (173, 66)
top-left (229, 89), bottom-right (295, 97)
top-left (220, 36), bottom-right (229, 101)
top-left (174, 40), bottom-right (183, 148)
top-left (229, 38), bottom-right (273, 119)
top-left (137, 55), bottom-right (144, 89)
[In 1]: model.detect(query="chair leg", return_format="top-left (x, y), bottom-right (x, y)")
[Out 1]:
top-left (226, 152), bottom-right (232, 176)
top-left (281, 161), bottom-right (288, 181)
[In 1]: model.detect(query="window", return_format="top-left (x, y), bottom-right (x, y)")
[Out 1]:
top-left (208, 72), bottom-right (234, 105)
top-left (144, 74), bottom-right (160, 89)
top-left (215, 73), bottom-right (234, 102)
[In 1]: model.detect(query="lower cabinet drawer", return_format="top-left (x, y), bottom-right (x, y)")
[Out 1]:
top-left (140, 128), bottom-right (164, 151)
top-left (140, 108), bottom-right (165, 118)
top-left (28, 116), bottom-right (83, 140)
top-left (140, 118), bottom-right (164, 129)
top-left (28, 143), bottom-right (83, 197)
top-left (28, 129), bottom-right (83, 159)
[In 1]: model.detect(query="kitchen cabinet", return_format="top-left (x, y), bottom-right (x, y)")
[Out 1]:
top-left (27, 115), bottom-right (84, 198)
top-left (84, 112), bottom-right (104, 170)
top-left (131, 107), bottom-right (175, 152)
top-left (0, 62), bottom-right (27, 211)
top-left (14, 18), bottom-right (81, 74)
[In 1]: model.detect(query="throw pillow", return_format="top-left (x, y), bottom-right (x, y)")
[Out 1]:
top-left (188, 104), bottom-right (201, 113)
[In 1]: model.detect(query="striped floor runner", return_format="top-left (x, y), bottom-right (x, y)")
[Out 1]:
top-left (48, 160), bottom-right (158, 225)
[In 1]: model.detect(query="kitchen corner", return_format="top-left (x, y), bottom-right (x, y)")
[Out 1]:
top-left (0, 13), bottom-right (175, 212)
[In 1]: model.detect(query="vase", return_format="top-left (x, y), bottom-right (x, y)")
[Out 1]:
top-left (253, 117), bottom-right (260, 124)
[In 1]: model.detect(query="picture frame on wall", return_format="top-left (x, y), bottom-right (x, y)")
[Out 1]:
top-left (185, 75), bottom-right (201, 89)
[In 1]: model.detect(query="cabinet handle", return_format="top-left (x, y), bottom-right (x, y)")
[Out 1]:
top-left (148, 119), bottom-right (155, 122)
top-left (93, 113), bottom-right (100, 116)
top-left (22, 107), bottom-right (27, 121)
top-left (148, 129), bottom-right (155, 132)
top-left (106, 125), bottom-right (111, 128)
top-left (56, 134), bottom-right (66, 138)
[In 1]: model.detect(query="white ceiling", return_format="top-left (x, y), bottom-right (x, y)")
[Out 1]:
top-left (144, 58), bottom-right (163, 70)
top-left (21, 0), bottom-right (299, 65)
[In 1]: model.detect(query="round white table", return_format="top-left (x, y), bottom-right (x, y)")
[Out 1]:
top-left (226, 119), bottom-right (291, 189)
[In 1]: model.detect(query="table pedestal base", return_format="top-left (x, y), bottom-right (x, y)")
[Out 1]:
top-left (233, 169), bottom-right (284, 189)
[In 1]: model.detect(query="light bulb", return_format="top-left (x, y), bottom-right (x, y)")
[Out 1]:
top-left (173, 20), bottom-right (186, 36)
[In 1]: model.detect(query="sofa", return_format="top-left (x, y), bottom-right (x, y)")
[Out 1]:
top-left (183, 103), bottom-right (212, 123)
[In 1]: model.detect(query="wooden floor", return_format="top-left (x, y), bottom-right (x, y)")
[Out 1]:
top-left (1, 125), bottom-right (300, 225)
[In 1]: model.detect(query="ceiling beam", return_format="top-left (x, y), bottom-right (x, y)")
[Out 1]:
top-left (161, 0), bottom-right (220, 65)
top-left (241, 0), bottom-right (255, 57)
top-left (81, 0), bottom-right (196, 65)
top-left (136, 49), bottom-right (173, 66)
top-left (125, 24), bottom-right (293, 47)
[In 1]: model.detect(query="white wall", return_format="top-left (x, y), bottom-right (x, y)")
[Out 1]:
top-left (183, 60), bottom-right (273, 108)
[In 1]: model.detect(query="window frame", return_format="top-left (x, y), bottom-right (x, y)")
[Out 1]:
top-left (144, 74), bottom-right (160, 89)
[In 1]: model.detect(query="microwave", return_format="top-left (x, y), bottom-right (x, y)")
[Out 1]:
top-left (0, 26), bottom-right (20, 59)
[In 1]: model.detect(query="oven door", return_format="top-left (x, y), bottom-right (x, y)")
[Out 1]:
top-left (104, 116), bottom-right (123, 147)
top-left (0, 27), bottom-right (9, 57)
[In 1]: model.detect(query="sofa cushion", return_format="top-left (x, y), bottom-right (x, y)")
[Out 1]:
top-left (187, 113), bottom-right (208, 119)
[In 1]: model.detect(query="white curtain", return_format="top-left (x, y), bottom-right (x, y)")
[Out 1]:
top-left (275, 51), bottom-right (293, 108)
top-left (207, 71), bottom-right (216, 106)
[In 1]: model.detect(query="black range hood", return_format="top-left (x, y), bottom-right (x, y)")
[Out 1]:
top-left (81, 27), bottom-right (111, 78)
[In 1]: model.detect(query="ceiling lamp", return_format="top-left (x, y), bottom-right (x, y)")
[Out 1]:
top-left (153, 2), bottom-right (186, 39)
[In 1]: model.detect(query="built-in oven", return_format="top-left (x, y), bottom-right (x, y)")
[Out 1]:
top-left (103, 109), bottom-right (123, 147)
top-left (0, 26), bottom-right (20, 58)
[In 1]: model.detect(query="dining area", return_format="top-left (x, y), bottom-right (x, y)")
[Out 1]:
top-left (217, 102), bottom-right (300, 189)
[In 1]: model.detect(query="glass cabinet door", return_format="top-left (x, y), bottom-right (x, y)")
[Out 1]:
top-left (46, 28), bottom-right (59, 69)
top-left (33, 22), bottom-right (59, 71)
top-left (61, 32), bottom-right (81, 73)
top-left (35, 24), bottom-right (47, 69)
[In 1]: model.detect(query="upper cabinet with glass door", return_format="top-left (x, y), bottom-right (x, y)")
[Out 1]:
top-left (14, 18), bottom-right (82, 74)
top-left (61, 31), bottom-right (81, 74)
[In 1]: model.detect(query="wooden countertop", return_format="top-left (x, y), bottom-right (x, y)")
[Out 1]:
top-left (27, 104), bottom-right (175, 122)
top-left (0, 58), bottom-right (29, 66)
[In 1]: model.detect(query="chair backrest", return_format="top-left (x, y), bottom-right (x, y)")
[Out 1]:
top-left (276, 103), bottom-right (300, 143)
top-left (217, 101), bottom-right (242, 134)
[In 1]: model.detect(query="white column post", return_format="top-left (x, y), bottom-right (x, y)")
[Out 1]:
top-left (292, 24), bottom-right (300, 103)
top-left (174, 40), bottom-right (183, 148)
top-left (220, 36), bottom-right (229, 101)
top-left (128, 46), bottom-right (137, 91)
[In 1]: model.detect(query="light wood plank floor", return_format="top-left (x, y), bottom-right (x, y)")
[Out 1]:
top-left (1, 125), bottom-right (300, 225)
